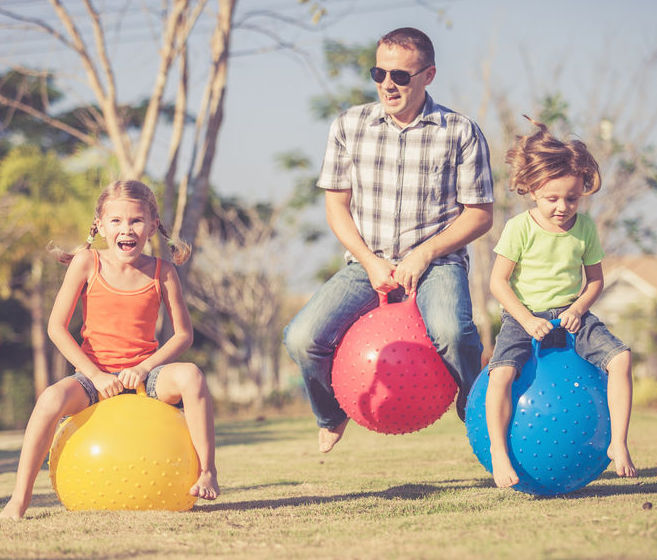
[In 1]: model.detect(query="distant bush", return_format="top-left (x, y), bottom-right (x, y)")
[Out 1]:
top-left (633, 376), bottom-right (657, 408)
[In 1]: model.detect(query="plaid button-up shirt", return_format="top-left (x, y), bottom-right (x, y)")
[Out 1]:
top-left (317, 94), bottom-right (494, 268)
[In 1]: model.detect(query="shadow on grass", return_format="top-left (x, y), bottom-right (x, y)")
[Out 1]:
top-left (195, 480), bottom-right (490, 512)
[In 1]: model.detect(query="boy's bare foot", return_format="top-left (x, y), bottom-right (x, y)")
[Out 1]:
top-left (608, 444), bottom-right (637, 478)
top-left (490, 448), bottom-right (520, 488)
top-left (0, 498), bottom-right (26, 520)
top-left (318, 418), bottom-right (349, 453)
top-left (189, 470), bottom-right (220, 500)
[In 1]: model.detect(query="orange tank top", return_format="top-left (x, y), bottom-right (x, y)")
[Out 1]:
top-left (80, 249), bottom-right (162, 371)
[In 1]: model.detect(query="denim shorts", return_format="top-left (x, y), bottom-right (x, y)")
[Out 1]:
top-left (72, 365), bottom-right (184, 408)
top-left (489, 307), bottom-right (629, 374)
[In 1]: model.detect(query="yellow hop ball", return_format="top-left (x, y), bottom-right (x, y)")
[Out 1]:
top-left (49, 385), bottom-right (199, 511)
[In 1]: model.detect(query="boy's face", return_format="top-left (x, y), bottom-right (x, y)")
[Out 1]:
top-left (530, 175), bottom-right (585, 232)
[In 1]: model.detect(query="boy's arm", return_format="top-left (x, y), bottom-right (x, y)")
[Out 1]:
top-left (325, 189), bottom-right (397, 293)
top-left (558, 262), bottom-right (604, 333)
top-left (489, 254), bottom-right (554, 341)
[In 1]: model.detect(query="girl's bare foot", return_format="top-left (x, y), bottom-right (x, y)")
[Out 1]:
top-left (318, 418), bottom-right (349, 453)
top-left (608, 444), bottom-right (637, 478)
top-left (490, 448), bottom-right (520, 488)
top-left (0, 498), bottom-right (27, 520)
top-left (189, 470), bottom-right (220, 500)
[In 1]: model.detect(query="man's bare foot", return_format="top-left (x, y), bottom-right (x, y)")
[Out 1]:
top-left (189, 470), bottom-right (220, 500)
top-left (0, 498), bottom-right (26, 520)
top-left (490, 448), bottom-right (520, 488)
top-left (608, 444), bottom-right (637, 478)
top-left (318, 418), bottom-right (349, 453)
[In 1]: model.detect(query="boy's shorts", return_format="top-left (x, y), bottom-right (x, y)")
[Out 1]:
top-left (72, 365), bottom-right (184, 408)
top-left (489, 306), bottom-right (629, 375)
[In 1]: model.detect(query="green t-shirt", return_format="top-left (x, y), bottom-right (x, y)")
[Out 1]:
top-left (494, 211), bottom-right (604, 312)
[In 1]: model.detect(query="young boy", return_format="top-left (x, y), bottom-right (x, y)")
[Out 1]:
top-left (486, 116), bottom-right (637, 488)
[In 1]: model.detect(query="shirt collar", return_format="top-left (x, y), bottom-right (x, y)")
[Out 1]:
top-left (368, 94), bottom-right (445, 128)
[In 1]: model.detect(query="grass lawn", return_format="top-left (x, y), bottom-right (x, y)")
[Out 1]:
top-left (1, 407), bottom-right (656, 559)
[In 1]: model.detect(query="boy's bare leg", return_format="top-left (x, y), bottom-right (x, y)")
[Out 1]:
top-left (486, 366), bottom-right (520, 488)
top-left (605, 351), bottom-right (637, 478)
top-left (0, 379), bottom-right (88, 520)
top-left (157, 364), bottom-right (220, 500)
top-left (318, 418), bottom-right (349, 453)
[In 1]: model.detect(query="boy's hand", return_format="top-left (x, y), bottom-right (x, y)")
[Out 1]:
top-left (92, 372), bottom-right (124, 399)
top-left (558, 308), bottom-right (582, 333)
top-left (521, 316), bottom-right (554, 341)
top-left (118, 365), bottom-right (149, 389)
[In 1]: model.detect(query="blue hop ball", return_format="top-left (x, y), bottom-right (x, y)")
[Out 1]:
top-left (465, 320), bottom-right (611, 496)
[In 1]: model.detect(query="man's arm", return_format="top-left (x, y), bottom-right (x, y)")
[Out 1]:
top-left (325, 189), bottom-right (398, 293)
top-left (394, 202), bottom-right (493, 294)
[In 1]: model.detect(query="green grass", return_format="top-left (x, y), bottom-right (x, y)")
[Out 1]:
top-left (1, 408), bottom-right (656, 559)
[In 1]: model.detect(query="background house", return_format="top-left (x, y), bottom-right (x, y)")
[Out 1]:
top-left (591, 256), bottom-right (657, 379)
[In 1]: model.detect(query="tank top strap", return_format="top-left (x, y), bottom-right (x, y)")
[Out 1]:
top-left (87, 248), bottom-right (101, 290)
top-left (154, 257), bottom-right (162, 300)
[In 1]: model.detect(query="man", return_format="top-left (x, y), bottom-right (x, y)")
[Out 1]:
top-left (284, 27), bottom-right (494, 453)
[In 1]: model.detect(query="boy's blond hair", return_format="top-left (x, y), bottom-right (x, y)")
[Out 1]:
top-left (506, 115), bottom-right (601, 196)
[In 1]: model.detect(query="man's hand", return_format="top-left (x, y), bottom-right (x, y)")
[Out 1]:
top-left (363, 256), bottom-right (398, 293)
top-left (395, 248), bottom-right (431, 295)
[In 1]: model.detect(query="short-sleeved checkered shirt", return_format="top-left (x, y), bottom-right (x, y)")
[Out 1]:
top-left (317, 94), bottom-right (494, 267)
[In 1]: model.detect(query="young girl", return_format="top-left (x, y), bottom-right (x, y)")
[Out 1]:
top-left (487, 117), bottom-right (637, 489)
top-left (1, 180), bottom-right (219, 520)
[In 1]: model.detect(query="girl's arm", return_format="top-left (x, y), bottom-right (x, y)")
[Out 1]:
top-left (47, 250), bottom-right (124, 398)
top-left (558, 262), bottom-right (604, 333)
top-left (489, 254), bottom-right (554, 341)
top-left (118, 260), bottom-right (193, 388)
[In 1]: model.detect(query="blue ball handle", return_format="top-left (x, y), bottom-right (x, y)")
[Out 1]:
top-left (531, 318), bottom-right (576, 359)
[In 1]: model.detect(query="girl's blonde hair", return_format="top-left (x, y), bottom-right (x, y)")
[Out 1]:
top-left (506, 115), bottom-right (601, 196)
top-left (51, 180), bottom-right (191, 265)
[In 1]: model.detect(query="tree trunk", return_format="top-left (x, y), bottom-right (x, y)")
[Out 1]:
top-left (29, 257), bottom-right (49, 397)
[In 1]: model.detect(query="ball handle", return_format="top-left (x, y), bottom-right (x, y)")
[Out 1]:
top-left (376, 290), bottom-right (418, 308)
top-left (98, 381), bottom-right (147, 401)
top-left (531, 318), bottom-right (576, 359)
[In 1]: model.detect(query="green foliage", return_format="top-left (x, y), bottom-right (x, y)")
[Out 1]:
top-left (634, 376), bottom-right (657, 408)
top-left (310, 40), bottom-right (378, 121)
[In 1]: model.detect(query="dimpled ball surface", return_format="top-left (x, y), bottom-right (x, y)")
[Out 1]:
top-left (332, 295), bottom-right (457, 434)
top-left (49, 390), bottom-right (199, 511)
top-left (465, 329), bottom-right (611, 496)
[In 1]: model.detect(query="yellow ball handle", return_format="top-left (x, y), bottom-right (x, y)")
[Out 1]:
top-left (98, 381), bottom-right (147, 401)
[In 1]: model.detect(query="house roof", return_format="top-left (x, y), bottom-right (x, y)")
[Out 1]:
top-left (602, 255), bottom-right (657, 297)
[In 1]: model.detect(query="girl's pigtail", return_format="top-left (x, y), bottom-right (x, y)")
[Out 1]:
top-left (159, 223), bottom-right (191, 265)
top-left (48, 223), bottom-right (97, 265)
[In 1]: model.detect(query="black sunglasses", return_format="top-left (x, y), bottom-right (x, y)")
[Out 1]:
top-left (370, 65), bottom-right (432, 86)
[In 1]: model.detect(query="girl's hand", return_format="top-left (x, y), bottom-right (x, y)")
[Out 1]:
top-left (558, 308), bottom-right (582, 333)
top-left (118, 365), bottom-right (149, 389)
top-left (521, 316), bottom-right (554, 341)
top-left (92, 372), bottom-right (124, 400)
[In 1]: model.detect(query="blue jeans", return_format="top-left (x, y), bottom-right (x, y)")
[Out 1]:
top-left (283, 262), bottom-right (482, 427)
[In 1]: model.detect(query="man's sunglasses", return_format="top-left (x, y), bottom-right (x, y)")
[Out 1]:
top-left (369, 65), bottom-right (432, 86)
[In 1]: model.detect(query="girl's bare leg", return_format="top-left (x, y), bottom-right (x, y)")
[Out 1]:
top-left (606, 350), bottom-right (637, 477)
top-left (486, 366), bottom-right (520, 488)
top-left (0, 378), bottom-right (89, 520)
top-left (156, 363), bottom-right (219, 500)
